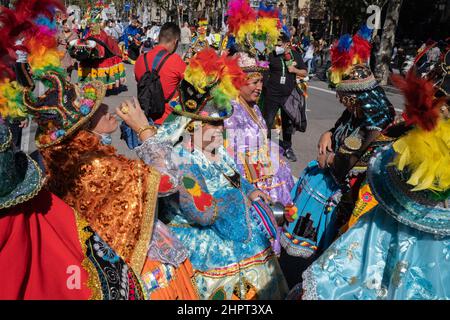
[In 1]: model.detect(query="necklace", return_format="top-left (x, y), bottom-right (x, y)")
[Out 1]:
top-left (238, 97), bottom-right (265, 130)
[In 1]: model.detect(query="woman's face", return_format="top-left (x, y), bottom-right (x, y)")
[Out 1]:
top-left (89, 104), bottom-right (118, 135)
top-left (240, 75), bottom-right (263, 104)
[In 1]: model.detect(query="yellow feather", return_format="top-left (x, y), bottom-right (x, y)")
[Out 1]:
top-left (393, 118), bottom-right (450, 192)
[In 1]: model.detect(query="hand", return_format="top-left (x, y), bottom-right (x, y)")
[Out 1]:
top-left (249, 189), bottom-right (272, 204)
top-left (287, 65), bottom-right (297, 74)
top-left (19, 118), bottom-right (29, 128)
top-left (116, 97), bottom-right (149, 132)
top-left (317, 152), bottom-right (327, 169)
top-left (318, 131), bottom-right (333, 156)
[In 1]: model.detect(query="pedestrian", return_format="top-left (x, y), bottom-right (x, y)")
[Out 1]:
top-left (134, 22), bottom-right (186, 125)
top-left (303, 40), bottom-right (316, 76)
top-left (180, 22), bottom-right (192, 56)
top-left (263, 32), bottom-right (308, 162)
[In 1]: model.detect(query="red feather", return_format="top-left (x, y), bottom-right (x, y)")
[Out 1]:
top-left (226, 0), bottom-right (257, 35)
top-left (330, 40), bottom-right (354, 70)
top-left (190, 48), bottom-right (222, 76)
top-left (14, 0), bottom-right (65, 21)
top-left (221, 54), bottom-right (247, 88)
top-left (391, 70), bottom-right (445, 131)
top-left (352, 34), bottom-right (371, 63)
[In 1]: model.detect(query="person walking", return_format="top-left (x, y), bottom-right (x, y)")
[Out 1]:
top-left (180, 22), bottom-right (192, 56)
top-left (262, 33), bottom-right (308, 162)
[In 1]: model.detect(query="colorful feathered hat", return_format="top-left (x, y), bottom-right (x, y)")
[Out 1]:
top-left (226, 0), bottom-right (281, 60)
top-left (330, 25), bottom-right (378, 93)
top-left (23, 71), bottom-right (105, 148)
top-left (367, 72), bottom-right (450, 235)
top-left (0, 0), bottom-right (106, 149)
top-left (169, 48), bottom-right (246, 122)
top-left (0, 0), bottom-right (66, 121)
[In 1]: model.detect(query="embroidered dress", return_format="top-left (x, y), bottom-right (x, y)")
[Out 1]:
top-left (0, 190), bottom-right (145, 300)
top-left (225, 99), bottom-right (294, 206)
top-left (42, 130), bottom-right (199, 300)
top-left (75, 30), bottom-right (126, 90)
top-left (135, 116), bottom-right (289, 300)
top-left (299, 147), bottom-right (450, 300)
top-left (282, 85), bottom-right (395, 258)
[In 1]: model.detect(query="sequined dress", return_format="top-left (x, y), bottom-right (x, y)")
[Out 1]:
top-left (135, 116), bottom-right (289, 300)
top-left (43, 131), bottom-right (199, 300)
top-left (224, 100), bottom-right (295, 206)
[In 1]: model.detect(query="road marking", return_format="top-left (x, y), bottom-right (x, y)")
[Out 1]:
top-left (308, 85), bottom-right (403, 113)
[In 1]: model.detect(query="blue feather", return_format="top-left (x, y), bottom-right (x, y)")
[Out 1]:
top-left (338, 34), bottom-right (353, 53)
top-left (358, 24), bottom-right (373, 41)
top-left (34, 15), bottom-right (57, 30)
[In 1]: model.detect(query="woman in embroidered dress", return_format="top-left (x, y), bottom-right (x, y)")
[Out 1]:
top-left (69, 2), bottom-right (126, 91)
top-left (281, 26), bottom-right (396, 260)
top-left (24, 71), bottom-right (198, 300)
top-left (224, 52), bottom-right (295, 207)
top-left (295, 72), bottom-right (450, 300)
top-left (118, 48), bottom-right (289, 300)
top-left (0, 121), bottom-right (147, 300)
top-left (0, 0), bottom-right (143, 298)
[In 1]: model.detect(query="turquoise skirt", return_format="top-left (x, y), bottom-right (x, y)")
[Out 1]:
top-left (281, 161), bottom-right (342, 258)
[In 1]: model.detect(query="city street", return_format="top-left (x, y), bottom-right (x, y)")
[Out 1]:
top-left (22, 63), bottom-right (405, 178)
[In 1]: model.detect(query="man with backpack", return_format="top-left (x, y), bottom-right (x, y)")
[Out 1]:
top-left (134, 22), bottom-right (186, 125)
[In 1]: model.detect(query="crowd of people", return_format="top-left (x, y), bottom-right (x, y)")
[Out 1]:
top-left (0, 0), bottom-right (449, 301)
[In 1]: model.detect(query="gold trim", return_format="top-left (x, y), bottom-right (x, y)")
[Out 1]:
top-left (195, 247), bottom-right (275, 278)
top-left (0, 157), bottom-right (46, 210)
top-left (0, 127), bottom-right (12, 152)
top-left (73, 210), bottom-right (103, 300)
top-left (24, 79), bottom-right (106, 149)
top-left (129, 164), bottom-right (160, 274)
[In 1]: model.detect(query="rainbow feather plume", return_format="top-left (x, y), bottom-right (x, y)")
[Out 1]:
top-left (391, 72), bottom-right (450, 196)
top-left (226, 0), bottom-right (257, 45)
top-left (184, 48), bottom-right (246, 113)
top-left (330, 25), bottom-right (373, 86)
top-left (393, 118), bottom-right (450, 193)
top-left (0, 0), bottom-right (65, 120)
top-left (226, 0), bottom-right (282, 53)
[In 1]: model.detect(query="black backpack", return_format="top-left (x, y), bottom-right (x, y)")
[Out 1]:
top-left (137, 50), bottom-right (175, 120)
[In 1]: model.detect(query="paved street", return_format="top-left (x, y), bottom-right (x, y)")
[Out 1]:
top-left (23, 63), bottom-right (405, 179)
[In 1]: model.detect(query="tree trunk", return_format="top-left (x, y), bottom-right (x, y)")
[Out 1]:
top-left (375, 0), bottom-right (403, 85)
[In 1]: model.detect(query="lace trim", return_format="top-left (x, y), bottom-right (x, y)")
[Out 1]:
top-left (301, 266), bottom-right (319, 300)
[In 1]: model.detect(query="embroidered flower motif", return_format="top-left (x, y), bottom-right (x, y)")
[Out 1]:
top-left (93, 235), bottom-right (120, 264)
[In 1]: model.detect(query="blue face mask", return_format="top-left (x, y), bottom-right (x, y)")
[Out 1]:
top-left (100, 134), bottom-right (113, 145)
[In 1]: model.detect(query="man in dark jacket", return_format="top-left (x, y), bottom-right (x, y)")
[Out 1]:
top-left (263, 33), bottom-right (308, 162)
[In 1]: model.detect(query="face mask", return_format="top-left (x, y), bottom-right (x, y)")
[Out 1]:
top-left (91, 130), bottom-right (113, 145)
top-left (275, 46), bottom-right (285, 55)
top-left (100, 133), bottom-right (113, 145)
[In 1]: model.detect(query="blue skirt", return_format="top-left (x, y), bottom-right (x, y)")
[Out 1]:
top-left (281, 161), bottom-right (341, 258)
